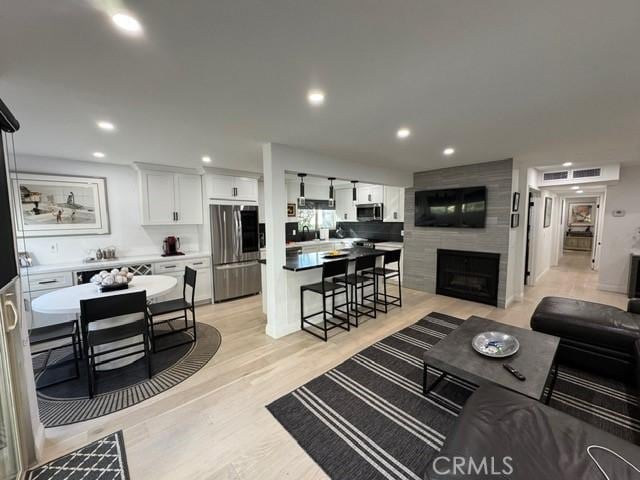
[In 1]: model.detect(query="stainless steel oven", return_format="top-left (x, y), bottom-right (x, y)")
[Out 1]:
top-left (356, 203), bottom-right (383, 222)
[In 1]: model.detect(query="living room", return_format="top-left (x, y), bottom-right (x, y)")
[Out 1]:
top-left (2, 2), bottom-right (640, 480)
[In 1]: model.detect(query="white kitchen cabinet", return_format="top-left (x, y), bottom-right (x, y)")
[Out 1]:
top-left (186, 257), bottom-right (213, 303)
top-left (139, 170), bottom-right (203, 225)
top-left (335, 188), bottom-right (356, 221)
top-left (383, 186), bottom-right (405, 222)
top-left (154, 257), bottom-right (212, 304)
top-left (356, 185), bottom-right (383, 204)
top-left (206, 174), bottom-right (258, 202)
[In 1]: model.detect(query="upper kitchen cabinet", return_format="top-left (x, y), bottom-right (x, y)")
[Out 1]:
top-left (335, 187), bottom-right (356, 221)
top-left (383, 186), bottom-right (405, 222)
top-left (356, 184), bottom-right (384, 204)
top-left (206, 174), bottom-right (258, 202)
top-left (136, 164), bottom-right (204, 225)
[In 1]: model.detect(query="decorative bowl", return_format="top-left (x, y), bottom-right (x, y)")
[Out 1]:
top-left (472, 331), bottom-right (520, 358)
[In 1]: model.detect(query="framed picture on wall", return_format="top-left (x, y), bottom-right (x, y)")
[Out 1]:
top-left (512, 192), bottom-right (520, 212)
top-left (569, 203), bottom-right (595, 226)
top-left (11, 173), bottom-right (110, 237)
top-left (543, 197), bottom-right (553, 228)
top-left (511, 213), bottom-right (520, 228)
top-left (287, 203), bottom-right (297, 217)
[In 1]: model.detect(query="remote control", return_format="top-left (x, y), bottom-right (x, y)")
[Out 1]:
top-left (503, 363), bottom-right (526, 381)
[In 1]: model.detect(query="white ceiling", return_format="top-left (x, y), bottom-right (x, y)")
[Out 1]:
top-left (2, 1), bottom-right (640, 173)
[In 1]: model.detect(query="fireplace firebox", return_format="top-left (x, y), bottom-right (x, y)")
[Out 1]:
top-left (436, 249), bottom-right (500, 306)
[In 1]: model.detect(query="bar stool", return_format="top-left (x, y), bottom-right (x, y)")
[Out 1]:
top-left (334, 253), bottom-right (381, 327)
top-left (368, 249), bottom-right (402, 313)
top-left (300, 258), bottom-right (351, 341)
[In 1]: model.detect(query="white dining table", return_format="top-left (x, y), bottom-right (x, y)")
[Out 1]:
top-left (31, 275), bottom-right (177, 370)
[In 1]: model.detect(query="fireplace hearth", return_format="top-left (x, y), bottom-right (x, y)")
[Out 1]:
top-left (436, 249), bottom-right (500, 306)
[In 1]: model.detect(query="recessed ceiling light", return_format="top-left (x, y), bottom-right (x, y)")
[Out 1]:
top-left (93, 152), bottom-right (106, 158)
top-left (443, 147), bottom-right (455, 156)
top-left (396, 128), bottom-right (411, 139)
top-left (97, 120), bottom-right (115, 131)
top-left (563, 162), bottom-right (573, 167)
top-left (576, 190), bottom-right (584, 194)
top-left (202, 155), bottom-right (212, 163)
top-left (112, 13), bottom-right (143, 34)
top-left (571, 186), bottom-right (580, 190)
top-left (307, 90), bottom-right (325, 106)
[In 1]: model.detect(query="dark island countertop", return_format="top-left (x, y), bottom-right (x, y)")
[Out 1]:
top-left (259, 247), bottom-right (387, 272)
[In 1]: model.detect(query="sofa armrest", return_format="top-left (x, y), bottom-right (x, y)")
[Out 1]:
top-left (628, 299), bottom-right (640, 315)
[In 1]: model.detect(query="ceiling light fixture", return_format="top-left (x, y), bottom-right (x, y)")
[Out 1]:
top-left (202, 155), bottom-right (212, 163)
top-left (396, 128), bottom-right (411, 139)
top-left (112, 13), bottom-right (143, 34)
top-left (443, 147), bottom-right (455, 156)
top-left (563, 162), bottom-right (573, 167)
top-left (328, 177), bottom-right (336, 208)
top-left (298, 173), bottom-right (307, 207)
top-left (351, 180), bottom-right (359, 203)
top-left (576, 190), bottom-right (584, 194)
top-left (307, 90), bottom-right (325, 106)
top-left (92, 152), bottom-right (106, 158)
top-left (97, 120), bottom-right (115, 131)
top-left (571, 186), bottom-right (580, 190)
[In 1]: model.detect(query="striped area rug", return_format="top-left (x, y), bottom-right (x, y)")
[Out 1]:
top-left (267, 312), bottom-right (639, 480)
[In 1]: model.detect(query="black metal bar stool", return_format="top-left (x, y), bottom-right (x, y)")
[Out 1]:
top-left (367, 249), bottom-right (402, 313)
top-left (30, 320), bottom-right (81, 389)
top-left (334, 253), bottom-right (381, 326)
top-left (300, 258), bottom-right (351, 341)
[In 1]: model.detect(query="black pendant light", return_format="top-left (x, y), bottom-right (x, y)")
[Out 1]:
top-left (297, 173), bottom-right (307, 207)
top-left (351, 180), bottom-right (358, 203)
top-left (328, 177), bottom-right (336, 208)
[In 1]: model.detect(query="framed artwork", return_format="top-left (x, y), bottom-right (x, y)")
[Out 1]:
top-left (512, 192), bottom-right (520, 212)
top-left (569, 203), bottom-right (595, 226)
top-left (543, 197), bottom-right (553, 228)
top-left (11, 173), bottom-right (110, 237)
top-left (511, 213), bottom-right (520, 228)
top-left (287, 203), bottom-right (297, 217)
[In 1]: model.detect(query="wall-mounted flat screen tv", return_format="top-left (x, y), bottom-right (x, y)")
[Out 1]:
top-left (414, 186), bottom-right (487, 228)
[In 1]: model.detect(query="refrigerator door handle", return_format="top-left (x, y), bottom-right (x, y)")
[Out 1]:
top-left (3, 299), bottom-right (18, 332)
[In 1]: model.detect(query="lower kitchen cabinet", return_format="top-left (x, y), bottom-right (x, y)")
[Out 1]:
top-left (153, 257), bottom-right (212, 303)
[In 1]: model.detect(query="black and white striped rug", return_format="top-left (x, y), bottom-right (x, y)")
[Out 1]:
top-left (27, 431), bottom-right (129, 480)
top-left (36, 323), bottom-right (221, 428)
top-left (267, 312), bottom-right (639, 480)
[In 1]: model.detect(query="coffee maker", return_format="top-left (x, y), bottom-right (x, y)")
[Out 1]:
top-left (162, 236), bottom-right (183, 256)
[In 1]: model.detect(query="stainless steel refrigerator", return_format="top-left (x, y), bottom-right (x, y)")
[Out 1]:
top-left (210, 204), bottom-right (261, 302)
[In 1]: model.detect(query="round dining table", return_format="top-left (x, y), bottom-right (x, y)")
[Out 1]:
top-left (31, 275), bottom-right (177, 370)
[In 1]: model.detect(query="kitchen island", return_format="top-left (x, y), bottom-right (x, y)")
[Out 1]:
top-left (260, 247), bottom-right (385, 336)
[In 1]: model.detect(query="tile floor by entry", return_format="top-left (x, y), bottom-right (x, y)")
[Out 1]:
top-left (37, 251), bottom-right (628, 479)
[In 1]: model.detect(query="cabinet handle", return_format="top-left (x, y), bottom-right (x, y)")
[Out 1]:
top-left (368, 194), bottom-right (372, 202)
top-left (344, 213), bottom-right (347, 220)
top-left (394, 212), bottom-right (398, 220)
top-left (38, 279), bottom-right (58, 285)
top-left (192, 262), bottom-right (203, 265)
top-left (164, 265), bottom-right (177, 269)
top-left (4, 300), bottom-right (18, 332)
top-left (176, 212), bottom-right (179, 221)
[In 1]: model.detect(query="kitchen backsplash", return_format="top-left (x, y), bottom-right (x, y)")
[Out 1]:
top-left (336, 221), bottom-right (404, 242)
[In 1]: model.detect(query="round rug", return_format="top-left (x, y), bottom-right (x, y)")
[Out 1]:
top-left (35, 322), bottom-right (221, 427)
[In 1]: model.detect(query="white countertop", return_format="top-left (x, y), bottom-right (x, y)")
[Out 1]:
top-left (21, 251), bottom-right (211, 275)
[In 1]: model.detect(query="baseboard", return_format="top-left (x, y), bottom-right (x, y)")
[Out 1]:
top-left (597, 282), bottom-right (627, 294)
top-left (265, 322), bottom-right (300, 339)
top-left (534, 267), bottom-right (549, 284)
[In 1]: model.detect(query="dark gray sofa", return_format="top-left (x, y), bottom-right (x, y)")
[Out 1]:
top-left (531, 296), bottom-right (640, 385)
top-left (426, 385), bottom-right (640, 479)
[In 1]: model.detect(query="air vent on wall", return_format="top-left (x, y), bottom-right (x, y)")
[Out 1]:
top-left (572, 168), bottom-right (602, 179)
top-left (543, 171), bottom-right (569, 181)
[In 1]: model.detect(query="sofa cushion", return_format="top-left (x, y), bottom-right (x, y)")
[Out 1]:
top-left (531, 296), bottom-right (640, 351)
top-left (426, 385), bottom-right (640, 480)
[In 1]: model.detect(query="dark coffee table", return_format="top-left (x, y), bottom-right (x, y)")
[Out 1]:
top-left (423, 316), bottom-right (560, 412)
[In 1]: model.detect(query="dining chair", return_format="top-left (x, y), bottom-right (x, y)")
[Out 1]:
top-left (29, 320), bottom-right (81, 389)
top-left (147, 266), bottom-right (197, 353)
top-left (80, 291), bottom-right (151, 398)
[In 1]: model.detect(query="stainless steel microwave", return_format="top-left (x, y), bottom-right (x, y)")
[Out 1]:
top-left (356, 203), bottom-right (383, 222)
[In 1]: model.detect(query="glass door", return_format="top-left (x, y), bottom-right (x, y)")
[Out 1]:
top-left (0, 302), bottom-right (21, 480)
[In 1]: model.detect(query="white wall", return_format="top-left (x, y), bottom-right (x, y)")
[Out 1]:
top-left (14, 155), bottom-right (203, 265)
top-left (505, 168), bottom-right (520, 306)
top-left (532, 190), bottom-right (561, 283)
top-left (598, 165), bottom-right (640, 293)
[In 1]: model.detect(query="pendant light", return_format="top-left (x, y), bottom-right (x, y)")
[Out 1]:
top-left (351, 180), bottom-right (358, 204)
top-left (328, 177), bottom-right (336, 208)
top-left (297, 173), bottom-right (307, 207)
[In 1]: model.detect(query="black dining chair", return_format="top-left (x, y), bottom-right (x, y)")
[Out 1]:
top-left (147, 266), bottom-right (197, 353)
top-left (29, 320), bottom-right (81, 390)
top-left (367, 249), bottom-right (402, 313)
top-left (334, 253), bottom-right (382, 327)
top-left (80, 291), bottom-right (151, 398)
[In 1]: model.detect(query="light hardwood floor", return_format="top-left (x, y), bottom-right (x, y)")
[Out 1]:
top-left (37, 251), bottom-right (628, 479)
